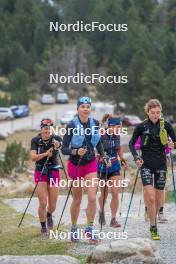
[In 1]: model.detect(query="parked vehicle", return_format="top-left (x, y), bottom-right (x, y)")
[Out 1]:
top-left (41, 94), bottom-right (55, 104)
top-left (0, 107), bottom-right (14, 120)
top-left (60, 111), bottom-right (77, 126)
top-left (11, 105), bottom-right (30, 118)
top-left (56, 92), bottom-right (69, 104)
top-left (122, 115), bottom-right (142, 126)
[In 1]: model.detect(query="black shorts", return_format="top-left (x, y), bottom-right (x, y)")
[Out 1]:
top-left (141, 165), bottom-right (166, 190)
top-left (98, 170), bottom-right (120, 180)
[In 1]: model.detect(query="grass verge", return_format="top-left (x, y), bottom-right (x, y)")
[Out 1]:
top-left (0, 200), bottom-right (82, 259)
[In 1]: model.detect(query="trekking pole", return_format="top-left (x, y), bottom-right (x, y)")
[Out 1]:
top-left (170, 152), bottom-right (176, 205)
top-left (96, 162), bottom-right (104, 195)
top-left (137, 149), bottom-right (142, 217)
top-left (18, 156), bottom-right (50, 228)
top-left (138, 184), bottom-right (143, 217)
top-left (123, 168), bottom-right (140, 232)
top-left (96, 143), bottom-right (108, 195)
top-left (57, 149), bottom-right (69, 183)
top-left (100, 166), bottom-right (108, 232)
top-left (57, 149), bottom-right (73, 196)
top-left (57, 157), bottom-right (82, 230)
top-left (119, 167), bottom-right (126, 216)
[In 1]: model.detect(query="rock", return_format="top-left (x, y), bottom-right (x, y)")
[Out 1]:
top-left (0, 133), bottom-right (7, 140)
top-left (7, 182), bottom-right (35, 196)
top-left (17, 182), bottom-right (35, 194)
top-left (86, 238), bottom-right (164, 264)
top-left (0, 255), bottom-right (79, 264)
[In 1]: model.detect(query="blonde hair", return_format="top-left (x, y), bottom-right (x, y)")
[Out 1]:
top-left (144, 99), bottom-right (162, 113)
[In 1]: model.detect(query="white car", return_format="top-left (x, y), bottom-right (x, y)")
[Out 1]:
top-left (0, 107), bottom-right (14, 120)
top-left (41, 94), bottom-right (55, 104)
top-left (60, 111), bottom-right (77, 126)
top-left (91, 102), bottom-right (115, 121)
top-left (56, 92), bottom-right (69, 104)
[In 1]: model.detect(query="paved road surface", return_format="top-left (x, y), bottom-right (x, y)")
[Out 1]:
top-left (0, 103), bottom-right (131, 146)
top-left (0, 104), bottom-right (75, 136)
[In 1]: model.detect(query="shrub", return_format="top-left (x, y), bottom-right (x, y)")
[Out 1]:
top-left (0, 141), bottom-right (29, 177)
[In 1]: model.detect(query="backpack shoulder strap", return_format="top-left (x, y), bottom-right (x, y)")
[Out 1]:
top-left (89, 117), bottom-right (95, 127)
top-left (36, 135), bottom-right (43, 145)
top-left (143, 119), bottom-right (149, 131)
top-left (72, 115), bottom-right (79, 127)
top-left (160, 118), bottom-right (165, 130)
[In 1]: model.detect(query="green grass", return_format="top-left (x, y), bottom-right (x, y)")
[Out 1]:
top-left (78, 256), bottom-right (87, 263)
top-left (0, 200), bottom-right (74, 256)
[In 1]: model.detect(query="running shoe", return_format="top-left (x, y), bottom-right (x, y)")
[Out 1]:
top-left (70, 225), bottom-right (79, 242)
top-left (110, 218), bottom-right (121, 228)
top-left (150, 227), bottom-right (160, 240)
top-left (41, 226), bottom-right (48, 238)
top-left (84, 225), bottom-right (99, 244)
top-left (158, 213), bottom-right (168, 223)
top-left (98, 211), bottom-right (106, 225)
top-left (47, 214), bottom-right (54, 230)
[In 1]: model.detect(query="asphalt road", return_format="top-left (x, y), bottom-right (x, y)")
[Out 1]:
top-left (0, 103), bottom-right (131, 145)
top-left (0, 103), bottom-right (75, 137)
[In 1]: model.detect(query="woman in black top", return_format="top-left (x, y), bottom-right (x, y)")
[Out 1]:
top-left (30, 118), bottom-right (62, 236)
top-left (97, 114), bottom-right (127, 228)
top-left (129, 99), bottom-right (176, 240)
